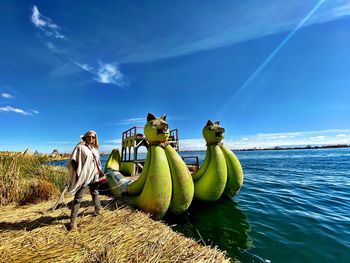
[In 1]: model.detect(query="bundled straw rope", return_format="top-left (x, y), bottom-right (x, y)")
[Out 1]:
top-left (0, 196), bottom-right (231, 263)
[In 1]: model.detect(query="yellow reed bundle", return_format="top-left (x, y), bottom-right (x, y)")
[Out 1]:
top-left (0, 196), bottom-right (233, 263)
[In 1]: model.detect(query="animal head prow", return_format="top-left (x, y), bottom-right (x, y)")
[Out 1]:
top-left (202, 120), bottom-right (225, 144)
top-left (147, 113), bottom-right (156, 122)
top-left (145, 113), bottom-right (169, 142)
top-left (205, 120), bottom-right (214, 127)
top-left (147, 113), bottom-right (167, 122)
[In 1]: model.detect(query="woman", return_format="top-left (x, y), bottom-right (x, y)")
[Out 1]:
top-left (67, 130), bottom-right (103, 231)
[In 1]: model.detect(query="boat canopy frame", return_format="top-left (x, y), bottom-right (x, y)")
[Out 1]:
top-left (121, 126), bottom-right (179, 162)
top-left (120, 126), bottom-right (198, 175)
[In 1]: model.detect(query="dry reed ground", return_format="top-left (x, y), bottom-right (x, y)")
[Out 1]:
top-left (0, 195), bottom-right (231, 263)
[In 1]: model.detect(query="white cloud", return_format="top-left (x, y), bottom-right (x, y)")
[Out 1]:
top-left (31, 5), bottom-right (46, 27)
top-left (1, 93), bottom-right (14, 99)
top-left (0, 106), bottom-right (32, 115)
top-left (46, 42), bottom-right (64, 53)
top-left (30, 7), bottom-right (128, 89)
top-left (179, 139), bottom-right (206, 151)
top-left (29, 7), bottom-right (127, 88)
top-left (31, 5), bottom-right (66, 40)
top-left (226, 129), bottom-right (350, 149)
top-left (31, 109), bottom-right (40, 114)
top-left (100, 139), bottom-right (122, 153)
top-left (75, 63), bottom-right (93, 72)
top-left (329, 1), bottom-right (350, 17)
top-left (258, 134), bottom-right (293, 140)
top-left (114, 1), bottom-right (350, 63)
top-left (117, 117), bottom-right (145, 126)
top-left (310, 136), bottom-right (326, 141)
top-left (94, 63), bottom-right (125, 86)
top-left (28, 2), bottom-right (350, 64)
top-left (74, 62), bottom-right (127, 88)
top-left (336, 134), bottom-right (347, 138)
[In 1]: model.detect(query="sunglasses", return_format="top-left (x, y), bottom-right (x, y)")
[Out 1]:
top-left (87, 136), bottom-right (96, 139)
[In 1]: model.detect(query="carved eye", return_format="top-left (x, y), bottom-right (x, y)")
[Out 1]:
top-left (209, 126), bottom-right (215, 130)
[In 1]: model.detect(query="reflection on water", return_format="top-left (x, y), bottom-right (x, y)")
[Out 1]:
top-left (165, 198), bottom-right (253, 261)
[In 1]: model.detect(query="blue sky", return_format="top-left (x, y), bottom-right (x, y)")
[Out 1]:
top-left (1, 0), bottom-right (350, 153)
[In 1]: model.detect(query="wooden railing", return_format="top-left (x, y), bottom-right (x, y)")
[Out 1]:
top-left (122, 126), bottom-right (144, 140)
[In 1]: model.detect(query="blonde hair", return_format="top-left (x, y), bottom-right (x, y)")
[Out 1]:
top-left (82, 130), bottom-right (99, 149)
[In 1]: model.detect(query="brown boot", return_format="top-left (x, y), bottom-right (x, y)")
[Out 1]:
top-left (68, 221), bottom-right (77, 231)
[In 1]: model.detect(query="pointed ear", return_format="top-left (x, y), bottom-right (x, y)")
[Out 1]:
top-left (214, 121), bottom-right (220, 125)
top-left (206, 120), bottom-right (213, 126)
top-left (147, 113), bottom-right (156, 122)
top-left (160, 114), bottom-right (167, 121)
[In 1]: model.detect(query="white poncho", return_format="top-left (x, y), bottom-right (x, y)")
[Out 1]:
top-left (67, 144), bottom-right (100, 195)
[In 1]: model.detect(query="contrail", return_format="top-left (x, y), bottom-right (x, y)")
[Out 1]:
top-left (217, 0), bottom-right (326, 118)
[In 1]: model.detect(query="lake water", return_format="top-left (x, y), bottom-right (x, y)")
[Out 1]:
top-left (56, 148), bottom-right (350, 263)
top-left (173, 148), bottom-right (350, 263)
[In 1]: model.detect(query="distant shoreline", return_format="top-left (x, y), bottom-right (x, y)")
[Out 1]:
top-left (2, 144), bottom-right (349, 157)
top-left (180, 144), bottom-right (350, 153)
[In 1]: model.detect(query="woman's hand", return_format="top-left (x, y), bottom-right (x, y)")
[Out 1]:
top-left (99, 172), bottom-right (107, 184)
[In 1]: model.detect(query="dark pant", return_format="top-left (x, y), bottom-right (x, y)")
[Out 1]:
top-left (70, 182), bottom-right (101, 221)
